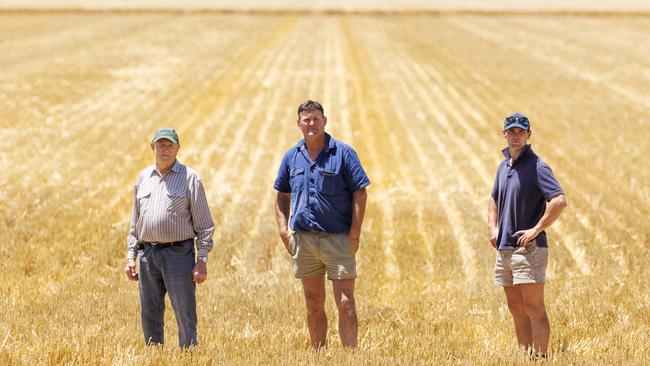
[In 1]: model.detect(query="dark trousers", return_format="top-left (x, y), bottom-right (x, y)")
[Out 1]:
top-left (138, 239), bottom-right (197, 347)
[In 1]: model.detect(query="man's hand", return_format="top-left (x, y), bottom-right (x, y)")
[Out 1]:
top-left (125, 260), bottom-right (138, 281)
top-left (348, 231), bottom-right (360, 254)
top-left (193, 261), bottom-right (207, 284)
top-left (279, 229), bottom-right (292, 254)
top-left (488, 227), bottom-right (499, 248)
top-left (515, 227), bottom-right (541, 246)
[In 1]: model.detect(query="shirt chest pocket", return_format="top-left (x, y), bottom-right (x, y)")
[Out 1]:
top-left (136, 188), bottom-right (152, 213)
top-left (289, 168), bottom-right (305, 192)
top-left (166, 188), bottom-right (188, 214)
top-left (320, 169), bottom-right (345, 195)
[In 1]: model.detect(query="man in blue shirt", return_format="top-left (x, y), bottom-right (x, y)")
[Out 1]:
top-left (274, 100), bottom-right (370, 349)
top-left (488, 113), bottom-right (567, 358)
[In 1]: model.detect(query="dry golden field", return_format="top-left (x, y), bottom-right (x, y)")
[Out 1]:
top-left (1, 9), bottom-right (649, 365)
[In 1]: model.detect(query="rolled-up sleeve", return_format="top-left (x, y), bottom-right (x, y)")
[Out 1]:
top-left (189, 176), bottom-right (215, 259)
top-left (343, 148), bottom-right (370, 192)
top-left (126, 183), bottom-right (140, 262)
top-left (274, 151), bottom-right (292, 193)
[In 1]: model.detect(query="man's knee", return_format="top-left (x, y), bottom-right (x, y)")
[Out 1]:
top-left (337, 292), bottom-right (356, 317)
top-left (523, 301), bottom-right (547, 319)
top-left (304, 292), bottom-right (326, 315)
top-left (506, 297), bottom-right (527, 317)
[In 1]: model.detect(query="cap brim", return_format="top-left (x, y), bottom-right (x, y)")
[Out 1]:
top-left (152, 136), bottom-right (178, 144)
top-left (504, 123), bottom-right (530, 131)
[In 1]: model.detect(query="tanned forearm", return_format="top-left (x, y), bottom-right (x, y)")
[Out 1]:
top-left (488, 197), bottom-right (498, 231)
top-left (275, 192), bottom-right (291, 235)
top-left (349, 188), bottom-right (367, 237)
top-left (488, 197), bottom-right (499, 247)
top-left (533, 194), bottom-right (568, 232)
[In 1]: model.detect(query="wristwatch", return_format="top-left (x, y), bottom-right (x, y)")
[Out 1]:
top-left (198, 256), bottom-right (208, 263)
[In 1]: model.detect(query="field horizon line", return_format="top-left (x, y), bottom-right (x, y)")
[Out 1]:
top-left (1, 7), bottom-right (650, 17)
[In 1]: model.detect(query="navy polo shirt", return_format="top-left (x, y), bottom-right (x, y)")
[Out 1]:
top-left (274, 133), bottom-right (370, 233)
top-left (491, 145), bottom-right (564, 249)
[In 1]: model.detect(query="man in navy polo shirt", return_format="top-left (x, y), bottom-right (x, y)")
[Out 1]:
top-left (274, 100), bottom-right (370, 349)
top-left (488, 113), bottom-right (567, 358)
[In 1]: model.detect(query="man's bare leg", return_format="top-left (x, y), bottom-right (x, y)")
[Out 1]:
top-left (302, 276), bottom-right (327, 349)
top-left (333, 279), bottom-right (358, 348)
top-left (520, 283), bottom-right (549, 355)
top-left (504, 285), bottom-right (533, 350)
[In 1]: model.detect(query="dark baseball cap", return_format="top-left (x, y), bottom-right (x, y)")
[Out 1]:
top-left (504, 113), bottom-right (530, 131)
top-left (152, 128), bottom-right (179, 144)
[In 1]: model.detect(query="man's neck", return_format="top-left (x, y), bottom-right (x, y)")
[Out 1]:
top-left (305, 135), bottom-right (326, 160)
top-left (508, 145), bottom-right (527, 164)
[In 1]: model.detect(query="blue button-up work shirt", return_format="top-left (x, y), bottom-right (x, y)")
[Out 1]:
top-left (274, 134), bottom-right (370, 233)
top-left (491, 145), bottom-right (564, 249)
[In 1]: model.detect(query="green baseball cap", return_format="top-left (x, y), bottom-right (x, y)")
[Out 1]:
top-left (152, 128), bottom-right (179, 144)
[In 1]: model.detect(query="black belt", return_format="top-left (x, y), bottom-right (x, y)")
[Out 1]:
top-left (137, 238), bottom-right (193, 250)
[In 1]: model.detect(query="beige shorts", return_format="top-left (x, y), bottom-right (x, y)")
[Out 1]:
top-left (494, 240), bottom-right (548, 286)
top-left (289, 231), bottom-right (357, 280)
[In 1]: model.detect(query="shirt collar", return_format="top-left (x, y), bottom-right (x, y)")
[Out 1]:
top-left (297, 133), bottom-right (336, 152)
top-left (502, 144), bottom-right (533, 165)
top-left (325, 133), bottom-right (336, 151)
top-left (149, 160), bottom-right (181, 177)
top-left (170, 160), bottom-right (181, 173)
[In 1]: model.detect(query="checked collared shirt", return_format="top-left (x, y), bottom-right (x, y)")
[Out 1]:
top-left (127, 160), bottom-right (214, 261)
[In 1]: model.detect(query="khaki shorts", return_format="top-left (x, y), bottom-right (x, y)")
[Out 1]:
top-left (494, 240), bottom-right (548, 286)
top-left (289, 231), bottom-right (357, 280)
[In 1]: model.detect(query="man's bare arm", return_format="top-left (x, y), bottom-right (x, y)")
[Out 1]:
top-left (348, 188), bottom-right (368, 253)
top-left (275, 191), bottom-right (292, 248)
top-left (488, 197), bottom-right (499, 248)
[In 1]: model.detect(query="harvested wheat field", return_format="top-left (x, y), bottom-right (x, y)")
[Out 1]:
top-left (0, 6), bottom-right (649, 365)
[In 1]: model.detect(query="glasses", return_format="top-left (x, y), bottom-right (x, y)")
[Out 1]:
top-left (505, 116), bottom-right (529, 127)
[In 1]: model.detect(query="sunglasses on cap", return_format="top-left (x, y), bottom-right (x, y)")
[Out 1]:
top-left (504, 115), bottom-right (530, 129)
top-left (505, 116), bottom-right (529, 125)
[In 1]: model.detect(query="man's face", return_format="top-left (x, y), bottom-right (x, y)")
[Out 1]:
top-left (151, 139), bottom-right (179, 164)
top-left (297, 109), bottom-right (327, 139)
top-left (503, 127), bottom-right (531, 150)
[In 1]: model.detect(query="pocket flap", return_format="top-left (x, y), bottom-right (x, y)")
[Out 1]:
top-left (166, 188), bottom-right (186, 198)
top-left (290, 167), bottom-right (305, 176)
top-left (136, 188), bottom-right (151, 199)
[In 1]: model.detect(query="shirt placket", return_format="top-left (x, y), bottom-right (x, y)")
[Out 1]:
top-left (153, 174), bottom-right (164, 242)
top-left (304, 149), bottom-right (317, 231)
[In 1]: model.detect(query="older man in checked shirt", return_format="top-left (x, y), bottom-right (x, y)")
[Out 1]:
top-left (125, 128), bottom-right (215, 348)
